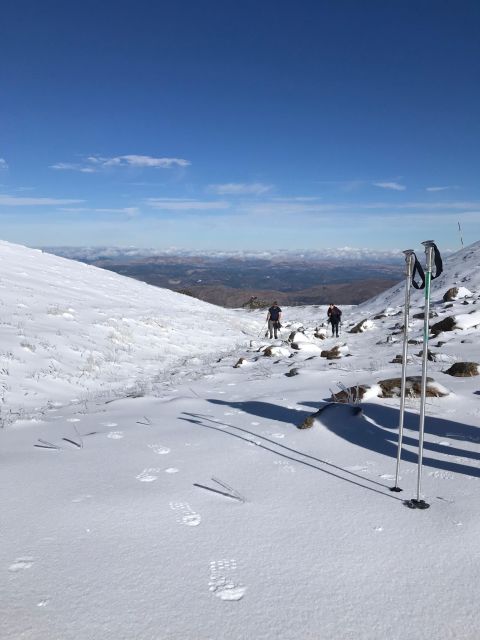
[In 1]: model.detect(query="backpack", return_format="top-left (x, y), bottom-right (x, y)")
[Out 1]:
top-left (269, 306), bottom-right (281, 321)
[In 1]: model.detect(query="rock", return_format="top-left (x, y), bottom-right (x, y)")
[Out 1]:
top-left (443, 287), bottom-right (459, 302)
top-left (444, 362), bottom-right (479, 377)
top-left (390, 354), bottom-right (414, 364)
top-left (330, 384), bottom-right (370, 403)
top-left (349, 319), bottom-right (374, 333)
top-left (415, 349), bottom-right (436, 362)
top-left (285, 368), bottom-right (300, 377)
top-left (288, 330), bottom-right (309, 343)
top-left (412, 311), bottom-right (438, 320)
top-left (263, 345), bottom-right (290, 357)
top-left (443, 286), bottom-right (473, 302)
top-left (430, 316), bottom-right (456, 336)
top-left (321, 344), bottom-right (348, 359)
top-left (297, 415), bottom-right (316, 429)
top-left (378, 376), bottom-right (449, 398)
top-left (233, 357), bottom-right (246, 368)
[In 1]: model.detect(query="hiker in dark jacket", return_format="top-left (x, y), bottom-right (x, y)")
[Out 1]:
top-left (327, 304), bottom-right (342, 337)
top-left (267, 301), bottom-right (282, 339)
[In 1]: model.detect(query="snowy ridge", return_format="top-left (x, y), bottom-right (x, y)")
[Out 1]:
top-left (362, 240), bottom-right (480, 314)
top-left (0, 240), bottom-right (259, 424)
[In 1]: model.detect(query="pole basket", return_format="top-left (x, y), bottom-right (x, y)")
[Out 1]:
top-left (404, 498), bottom-right (430, 510)
top-left (390, 486), bottom-right (402, 493)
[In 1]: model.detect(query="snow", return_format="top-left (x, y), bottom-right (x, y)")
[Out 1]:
top-left (1, 240), bottom-right (480, 640)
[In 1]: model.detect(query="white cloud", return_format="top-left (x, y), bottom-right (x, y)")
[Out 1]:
top-left (51, 155), bottom-right (190, 172)
top-left (425, 186), bottom-right (457, 192)
top-left (207, 182), bottom-right (273, 196)
top-left (0, 158), bottom-right (8, 170)
top-left (59, 207), bottom-right (139, 217)
top-left (0, 195), bottom-right (84, 206)
top-left (373, 182), bottom-right (406, 191)
top-left (50, 162), bottom-right (96, 173)
top-left (146, 198), bottom-right (230, 211)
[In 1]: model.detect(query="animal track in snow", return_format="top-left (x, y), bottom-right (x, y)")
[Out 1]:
top-left (136, 468), bottom-right (161, 482)
top-left (9, 557), bottom-right (34, 572)
top-left (169, 501), bottom-right (201, 526)
top-left (107, 431), bottom-right (124, 439)
top-left (208, 559), bottom-right (246, 601)
top-left (148, 444), bottom-right (170, 455)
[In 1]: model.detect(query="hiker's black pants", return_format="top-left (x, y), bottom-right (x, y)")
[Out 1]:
top-left (330, 320), bottom-right (339, 336)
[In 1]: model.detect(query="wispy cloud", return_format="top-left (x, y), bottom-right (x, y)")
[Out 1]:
top-left (0, 194), bottom-right (84, 206)
top-left (425, 185), bottom-right (458, 192)
top-left (0, 158), bottom-right (8, 170)
top-left (316, 179), bottom-right (366, 192)
top-left (50, 162), bottom-right (96, 173)
top-left (50, 154), bottom-right (190, 172)
top-left (207, 182), bottom-right (273, 196)
top-left (146, 198), bottom-right (229, 211)
top-left (373, 181), bottom-right (406, 191)
top-left (59, 206), bottom-right (139, 217)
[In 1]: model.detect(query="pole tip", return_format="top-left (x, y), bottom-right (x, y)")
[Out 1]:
top-left (421, 240), bottom-right (435, 248)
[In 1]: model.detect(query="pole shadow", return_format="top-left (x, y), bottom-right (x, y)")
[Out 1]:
top-left (180, 410), bottom-right (403, 502)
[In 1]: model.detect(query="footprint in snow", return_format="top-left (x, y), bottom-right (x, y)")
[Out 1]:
top-left (136, 468), bottom-right (161, 482)
top-left (274, 460), bottom-right (295, 473)
top-left (169, 501), bottom-right (201, 526)
top-left (71, 494), bottom-right (92, 503)
top-left (148, 444), bottom-right (170, 455)
top-left (209, 559), bottom-right (246, 601)
top-left (165, 468), bottom-right (179, 474)
top-left (107, 431), bottom-right (124, 439)
top-left (9, 557), bottom-right (34, 572)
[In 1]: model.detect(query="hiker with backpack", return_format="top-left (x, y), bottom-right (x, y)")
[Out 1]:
top-left (266, 301), bottom-right (282, 339)
top-left (327, 303), bottom-right (342, 337)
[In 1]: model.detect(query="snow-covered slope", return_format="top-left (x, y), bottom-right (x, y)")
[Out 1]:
top-left (364, 240), bottom-right (480, 313)
top-left (1, 240), bottom-right (479, 640)
top-left (0, 241), bottom-right (259, 425)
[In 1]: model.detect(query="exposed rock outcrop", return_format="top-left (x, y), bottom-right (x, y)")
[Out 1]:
top-left (444, 362), bottom-right (479, 377)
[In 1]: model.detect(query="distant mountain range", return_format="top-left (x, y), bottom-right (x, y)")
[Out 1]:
top-left (41, 246), bottom-right (404, 307)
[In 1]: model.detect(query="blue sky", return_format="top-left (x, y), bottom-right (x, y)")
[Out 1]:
top-left (1, 0), bottom-right (479, 251)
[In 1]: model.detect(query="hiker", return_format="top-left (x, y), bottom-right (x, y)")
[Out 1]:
top-left (266, 301), bottom-right (282, 339)
top-left (327, 303), bottom-right (342, 337)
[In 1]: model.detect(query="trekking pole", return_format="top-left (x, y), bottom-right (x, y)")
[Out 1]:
top-left (390, 249), bottom-right (416, 492)
top-left (258, 321), bottom-right (267, 337)
top-left (406, 240), bottom-right (442, 510)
